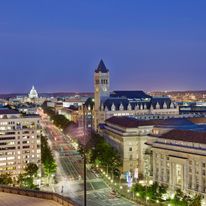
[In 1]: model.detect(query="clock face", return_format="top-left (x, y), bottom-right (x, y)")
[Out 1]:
top-left (103, 87), bottom-right (107, 92)
top-left (96, 88), bottom-right (99, 92)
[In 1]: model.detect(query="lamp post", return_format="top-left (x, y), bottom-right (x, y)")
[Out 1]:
top-left (83, 104), bottom-right (87, 206)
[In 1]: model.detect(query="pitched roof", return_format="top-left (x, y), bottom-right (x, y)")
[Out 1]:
top-left (103, 97), bottom-right (150, 110)
top-left (84, 97), bottom-right (95, 110)
top-left (158, 129), bottom-right (206, 144)
top-left (95, 59), bottom-right (109, 73)
top-left (151, 97), bottom-right (172, 109)
top-left (102, 95), bottom-right (174, 111)
top-left (110, 90), bottom-right (151, 99)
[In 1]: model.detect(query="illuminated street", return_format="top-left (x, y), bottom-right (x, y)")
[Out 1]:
top-left (39, 110), bottom-right (136, 206)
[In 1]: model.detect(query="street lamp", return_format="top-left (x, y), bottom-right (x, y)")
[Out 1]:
top-left (146, 196), bottom-right (149, 203)
top-left (82, 102), bottom-right (93, 206)
top-left (83, 104), bottom-right (87, 206)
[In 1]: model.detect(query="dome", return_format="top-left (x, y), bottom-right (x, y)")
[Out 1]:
top-left (29, 86), bottom-right (38, 99)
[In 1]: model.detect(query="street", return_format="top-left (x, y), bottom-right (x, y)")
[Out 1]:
top-left (39, 111), bottom-right (137, 206)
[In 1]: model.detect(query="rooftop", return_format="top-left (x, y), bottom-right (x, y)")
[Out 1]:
top-left (105, 116), bottom-right (195, 128)
top-left (110, 90), bottom-right (151, 99)
top-left (188, 117), bottom-right (206, 124)
top-left (0, 109), bottom-right (19, 115)
top-left (158, 129), bottom-right (206, 144)
top-left (95, 59), bottom-right (109, 73)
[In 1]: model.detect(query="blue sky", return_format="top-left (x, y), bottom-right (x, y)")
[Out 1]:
top-left (0, 0), bottom-right (206, 93)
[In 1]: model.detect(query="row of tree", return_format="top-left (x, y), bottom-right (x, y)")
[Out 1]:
top-left (132, 182), bottom-right (201, 206)
top-left (79, 133), bottom-right (122, 177)
top-left (42, 104), bottom-right (73, 130)
top-left (41, 134), bottom-right (57, 184)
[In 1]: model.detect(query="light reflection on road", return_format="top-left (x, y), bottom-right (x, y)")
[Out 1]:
top-left (38, 108), bottom-right (136, 206)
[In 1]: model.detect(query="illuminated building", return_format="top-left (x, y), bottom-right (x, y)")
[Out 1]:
top-left (28, 86), bottom-right (38, 99)
top-left (94, 60), bottom-right (179, 130)
top-left (0, 108), bottom-right (41, 176)
top-left (150, 130), bottom-right (206, 194)
top-left (101, 116), bottom-right (195, 176)
top-left (148, 118), bottom-right (206, 196)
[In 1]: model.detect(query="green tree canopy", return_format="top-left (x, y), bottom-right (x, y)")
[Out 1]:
top-left (0, 173), bottom-right (12, 185)
top-left (25, 163), bottom-right (38, 177)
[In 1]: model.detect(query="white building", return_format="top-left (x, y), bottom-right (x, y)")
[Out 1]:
top-left (148, 128), bottom-right (206, 197)
top-left (101, 116), bottom-right (195, 176)
top-left (0, 108), bottom-right (41, 177)
top-left (93, 60), bottom-right (179, 130)
top-left (28, 86), bottom-right (38, 99)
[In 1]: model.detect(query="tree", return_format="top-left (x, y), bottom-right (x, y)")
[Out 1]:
top-left (41, 104), bottom-right (73, 130)
top-left (169, 189), bottom-right (189, 206)
top-left (132, 182), bottom-right (146, 199)
top-left (41, 135), bottom-right (57, 183)
top-left (146, 182), bottom-right (159, 200)
top-left (25, 163), bottom-right (38, 177)
top-left (0, 173), bottom-right (12, 185)
top-left (88, 135), bottom-right (121, 173)
top-left (18, 163), bottom-right (39, 189)
top-left (190, 195), bottom-right (202, 206)
top-left (17, 173), bottom-right (35, 189)
top-left (44, 160), bottom-right (57, 178)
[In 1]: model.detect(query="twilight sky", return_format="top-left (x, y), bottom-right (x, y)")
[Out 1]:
top-left (0, 0), bottom-right (206, 93)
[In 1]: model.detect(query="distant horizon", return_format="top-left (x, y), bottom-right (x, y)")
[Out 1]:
top-left (1, 89), bottom-right (206, 96)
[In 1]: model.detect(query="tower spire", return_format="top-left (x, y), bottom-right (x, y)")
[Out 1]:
top-left (95, 59), bottom-right (109, 73)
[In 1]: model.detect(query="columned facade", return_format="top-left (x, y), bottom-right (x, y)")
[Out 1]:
top-left (149, 130), bottom-right (206, 196)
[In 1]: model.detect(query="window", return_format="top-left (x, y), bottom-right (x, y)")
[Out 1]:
top-left (129, 147), bottom-right (132, 152)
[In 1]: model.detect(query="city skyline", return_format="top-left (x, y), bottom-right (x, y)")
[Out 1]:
top-left (0, 1), bottom-right (206, 93)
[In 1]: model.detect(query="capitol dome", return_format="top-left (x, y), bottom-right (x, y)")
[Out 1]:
top-left (29, 86), bottom-right (38, 99)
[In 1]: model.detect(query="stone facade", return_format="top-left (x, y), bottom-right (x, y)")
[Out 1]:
top-left (149, 129), bottom-right (206, 196)
top-left (93, 60), bottom-right (179, 130)
top-left (102, 119), bottom-right (152, 175)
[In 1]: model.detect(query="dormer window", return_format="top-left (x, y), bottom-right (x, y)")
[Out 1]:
top-left (163, 102), bottom-right (167, 109)
top-left (111, 103), bottom-right (116, 111)
top-left (119, 103), bottom-right (124, 111)
top-left (128, 103), bottom-right (132, 110)
top-left (156, 102), bottom-right (160, 109)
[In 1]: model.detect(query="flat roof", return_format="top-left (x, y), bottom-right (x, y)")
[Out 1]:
top-left (0, 109), bottom-right (19, 115)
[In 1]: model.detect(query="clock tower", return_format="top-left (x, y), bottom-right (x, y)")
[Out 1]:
top-left (94, 59), bottom-right (110, 111)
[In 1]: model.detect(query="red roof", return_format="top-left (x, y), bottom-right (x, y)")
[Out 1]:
top-left (159, 129), bottom-right (206, 144)
top-left (188, 117), bottom-right (206, 124)
top-left (105, 116), bottom-right (193, 128)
